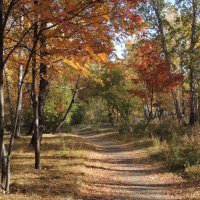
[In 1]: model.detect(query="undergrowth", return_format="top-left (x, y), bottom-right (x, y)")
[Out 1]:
top-left (148, 122), bottom-right (200, 179)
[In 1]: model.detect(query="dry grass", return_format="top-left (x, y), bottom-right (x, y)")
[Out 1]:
top-left (0, 133), bottom-right (96, 200)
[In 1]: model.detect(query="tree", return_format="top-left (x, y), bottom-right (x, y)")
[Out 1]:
top-left (126, 39), bottom-right (183, 122)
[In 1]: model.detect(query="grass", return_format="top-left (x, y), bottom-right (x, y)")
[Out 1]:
top-left (0, 133), bottom-right (96, 200)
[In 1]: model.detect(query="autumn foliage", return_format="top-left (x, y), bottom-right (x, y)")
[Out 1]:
top-left (127, 40), bottom-right (183, 100)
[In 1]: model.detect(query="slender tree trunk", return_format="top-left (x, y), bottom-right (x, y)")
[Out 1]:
top-left (38, 21), bottom-right (48, 134)
top-left (52, 75), bottom-right (80, 133)
top-left (4, 66), bottom-right (14, 128)
top-left (27, 119), bottom-right (34, 135)
top-left (32, 3), bottom-right (40, 169)
top-left (180, 59), bottom-right (186, 118)
top-left (0, 0), bottom-right (7, 193)
top-left (30, 21), bottom-right (49, 146)
top-left (32, 65), bottom-right (40, 169)
top-left (189, 0), bottom-right (197, 125)
top-left (108, 106), bottom-right (114, 125)
top-left (189, 68), bottom-right (196, 125)
top-left (15, 65), bottom-right (23, 138)
top-left (1, 143), bottom-right (8, 193)
top-left (148, 87), bottom-right (154, 123)
top-left (15, 15), bottom-right (24, 138)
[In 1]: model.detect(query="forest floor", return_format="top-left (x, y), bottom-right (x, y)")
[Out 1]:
top-left (0, 128), bottom-right (199, 200)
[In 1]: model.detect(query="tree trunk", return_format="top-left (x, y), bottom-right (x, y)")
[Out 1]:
top-left (27, 118), bottom-right (34, 136)
top-left (15, 65), bottom-right (23, 138)
top-left (189, 0), bottom-right (197, 125)
top-left (4, 66), bottom-right (14, 128)
top-left (32, 50), bottom-right (40, 170)
top-left (0, 0), bottom-right (7, 193)
top-left (30, 21), bottom-right (49, 146)
top-left (38, 21), bottom-right (48, 134)
top-left (32, 6), bottom-right (40, 169)
top-left (1, 143), bottom-right (9, 193)
top-left (189, 68), bottom-right (196, 125)
top-left (15, 15), bottom-right (24, 138)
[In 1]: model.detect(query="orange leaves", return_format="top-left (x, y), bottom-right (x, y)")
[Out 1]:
top-left (97, 53), bottom-right (109, 63)
top-left (102, 15), bottom-right (110, 21)
top-left (63, 57), bottom-right (91, 77)
top-left (5, 0), bottom-right (145, 88)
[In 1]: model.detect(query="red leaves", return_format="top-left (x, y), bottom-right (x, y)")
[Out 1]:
top-left (128, 39), bottom-right (183, 94)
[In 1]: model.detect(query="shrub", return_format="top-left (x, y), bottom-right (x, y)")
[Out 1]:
top-left (153, 134), bottom-right (200, 173)
top-left (70, 104), bottom-right (85, 125)
top-left (185, 164), bottom-right (200, 180)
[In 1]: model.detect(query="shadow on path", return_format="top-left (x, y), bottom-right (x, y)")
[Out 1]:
top-left (73, 128), bottom-right (186, 200)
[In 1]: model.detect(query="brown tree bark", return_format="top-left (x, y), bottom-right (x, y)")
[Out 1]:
top-left (38, 21), bottom-right (48, 134)
top-left (32, 0), bottom-right (40, 169)
top-left (4, 66), bottom-right (14, 128)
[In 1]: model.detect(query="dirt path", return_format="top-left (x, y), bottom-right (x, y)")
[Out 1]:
top-left (73, 128), bottom-right (199, 200)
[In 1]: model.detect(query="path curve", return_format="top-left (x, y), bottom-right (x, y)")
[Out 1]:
top-left (73, 128), bottom-right (193, 200)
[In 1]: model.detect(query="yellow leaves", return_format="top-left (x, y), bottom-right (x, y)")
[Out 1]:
top-left (85, 46), bottom-right (109, 63)
top-left (97, 53), bottom-right (109, 63)
top-left (63, 58), bottom-right (90, 77)
top-left (63, 58), bottom-right (81, 71)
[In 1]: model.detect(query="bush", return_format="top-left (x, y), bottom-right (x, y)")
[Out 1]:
top-left (185, 164), bottom-right (200, 180)
top-left (148, 123), bottom-right (200, 178)
top-left (70, 104), bottom-right (85, 125)
top-left (118, 122), bottom-right (132, 134)
top-left (152, 134), bottom-right (200, 173)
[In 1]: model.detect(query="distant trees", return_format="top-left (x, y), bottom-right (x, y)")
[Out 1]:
top-left (125, 0), bottom-right (200, 125)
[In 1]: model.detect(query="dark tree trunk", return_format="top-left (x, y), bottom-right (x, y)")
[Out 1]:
top-left (189, 0), bottom-right (197, 125)
top-left (4, 66), bottom-right (14, 128)
top-left (30, 21), bottom-right (49, 146)
top-left (189, 68), bottom-right (196, 125)
top-left (32, 8), bottom-right (40, 169)
top-left (27, 119), bottom-right (34, 136)
top-left (38, 21), bottom-right (48, 134)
